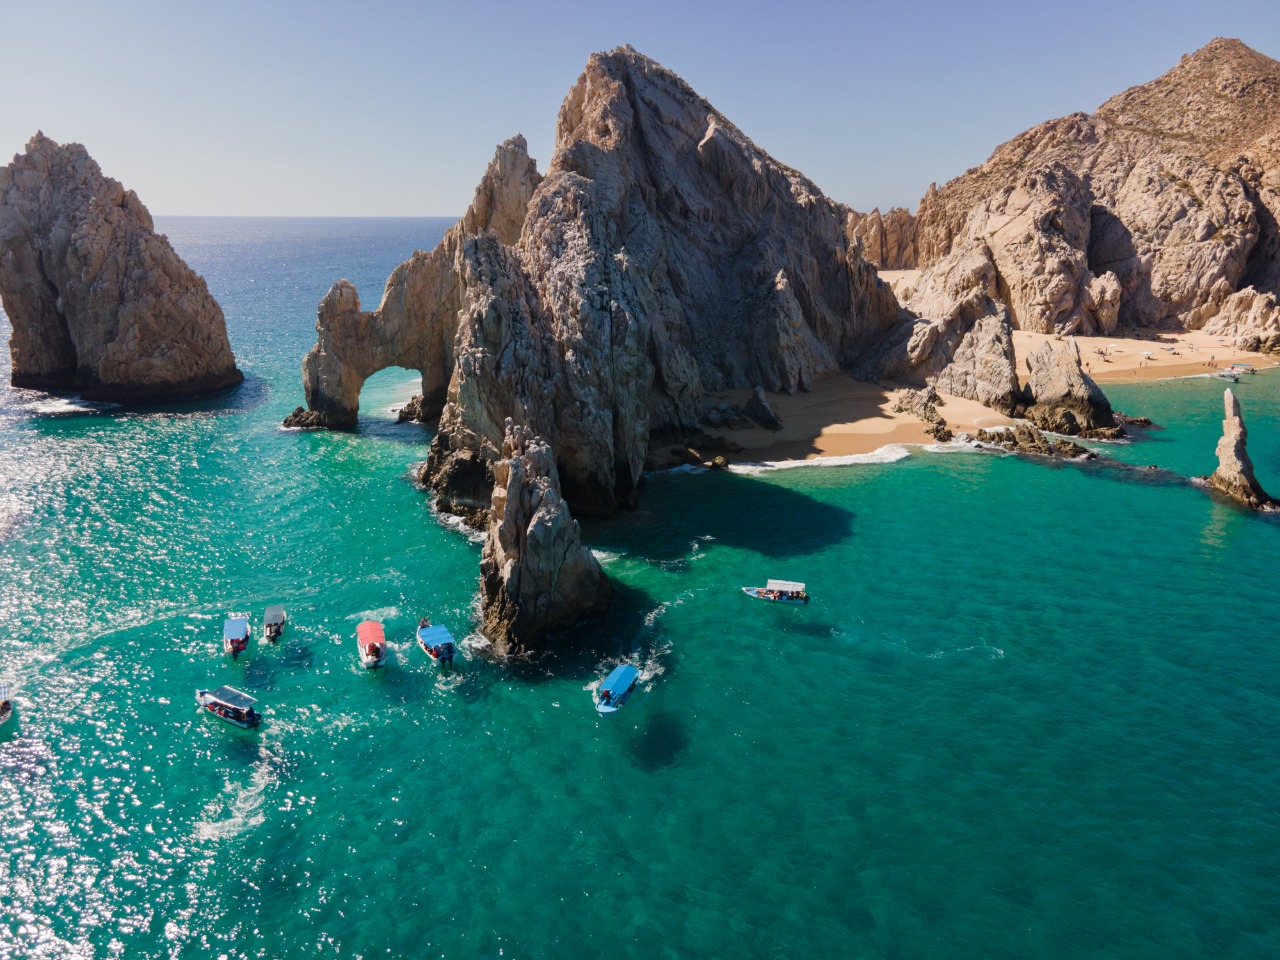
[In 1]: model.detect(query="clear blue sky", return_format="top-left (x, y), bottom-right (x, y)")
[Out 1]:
top-left (3, 0), bottom-right (1276, 216)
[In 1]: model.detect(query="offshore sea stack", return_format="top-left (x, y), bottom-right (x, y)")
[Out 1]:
top-left (480, 421), bottom-right (612, 654)
top-left (0, 133), bottom-right (241, 399)
top-left (856, 39), bottom-right (1280, 350)
top-left (287, 46), bottom-right (998, 648)
top-left (1201, 388), bottom-right (1277, 510)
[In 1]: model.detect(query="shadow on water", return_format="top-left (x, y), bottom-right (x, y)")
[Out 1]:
top-left (15, 376), bottom-right (271, 427)
top-left (498, 582), bottom-right (673, 686)
top-left (627, 710), bottom-right (692, 771)
top-left (581, 468), bottom-right (855, 563)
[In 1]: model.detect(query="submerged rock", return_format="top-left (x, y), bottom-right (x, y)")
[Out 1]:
top-left (1202, 388), bottom-right (1277, 510)
top-left (975, 424), bottom-right (1091, 459)
top-left (0, 133), bottom-right (241, 400)
top-left (479, 421), bottom-right (612, 654)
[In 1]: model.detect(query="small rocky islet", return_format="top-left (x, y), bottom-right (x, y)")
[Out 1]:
top-left (0, 133), bottom-right (241, 400)
top-left (5, 40), bottom-right (1280, 656)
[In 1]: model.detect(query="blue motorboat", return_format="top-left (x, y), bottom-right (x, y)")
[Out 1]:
top-left (595, 664), bottom-right (639, 715)
top-left (417, 623), bottom-right (457, 664)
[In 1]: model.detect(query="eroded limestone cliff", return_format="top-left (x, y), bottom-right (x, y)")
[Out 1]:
top-left (0, 134), bottom-right (241, 399)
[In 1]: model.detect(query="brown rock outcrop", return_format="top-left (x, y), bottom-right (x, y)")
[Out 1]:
top-left (0, 133), bottom-right (241, 399)
top-left (1019, 337), bottom-right (1117, 435)
top-left (890, 39), bottom-right (1280, 343)
top-left (1202, 388), bottom-right (1277, 509)
top-left (479, 421), bottom-right (612, 654)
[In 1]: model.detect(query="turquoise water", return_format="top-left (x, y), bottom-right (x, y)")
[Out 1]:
top-left (2, 219), bottom-right (1279, 959)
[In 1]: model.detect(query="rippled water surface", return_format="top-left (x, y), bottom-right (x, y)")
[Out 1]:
top-left (2, 219), bottom-right (1279, 959)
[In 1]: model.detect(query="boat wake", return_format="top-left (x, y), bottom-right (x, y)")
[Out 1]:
top-left (193, 761), bottom-right (273, 841)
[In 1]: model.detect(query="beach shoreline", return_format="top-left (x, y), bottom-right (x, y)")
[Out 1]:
top-left (688, 329), bottom-right (1276, 465)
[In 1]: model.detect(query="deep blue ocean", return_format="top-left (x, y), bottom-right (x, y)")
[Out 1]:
top-left (1, 218), bottom-right (1278, 959)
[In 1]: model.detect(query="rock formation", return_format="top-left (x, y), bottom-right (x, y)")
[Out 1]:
top-left (480, 421), bottom-right (612, 654)
top-left (1202, 388), bottom-right (1277, 510)
top-left (1019, 337), bottom-right (1118, 436)
top-left (1203, 287), bottom-right (1280, 353)
top-left (975, 423), bottom-right (1091, 459)
top-left (0, 133), bottom-right (241, 399)
top-left (846, 206), bottom-right (917, 269)
top-left (291, 46), bottom-right (910, 521)
top-left (861, 39), bottom-right (1280, 345)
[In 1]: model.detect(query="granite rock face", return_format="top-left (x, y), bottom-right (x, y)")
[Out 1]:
top-left (479, 421), bottom-right (612, 654)
top-left (846, 206), bottom-right (917, 269)
top-left (294, 47), bottom-right (907, 519)
top-left (1204, 388), bottom-right (1276, 509)
top-left (1019, 337), bottom-right (1116, 435)
top-left (1203, 286), bottom-right (1280, 354)
top-left (293, 135), bottom-right (542, 431)
top-left (875, 39), bottom-right (1280, 344)
top-left (0, 133), bottom-right (241, 399)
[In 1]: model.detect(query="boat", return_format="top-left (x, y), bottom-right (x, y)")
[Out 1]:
top-left (741, 579), bottom-right (810, 604)
top-left (0, 682), bottom-right (12, 727)
top-left (223, 617), bottom-right (250, 659)
top-left (1211, 369), bottom-right (1239, 382)
top-left (195, 685), bottom-right (262, 728)
top-left (357, 620), bottom-right (387, 668)
top-left (1226, 363), bottom-right (1256, 375)
top-left (416, 622), bottom-right (457, 664)
top-left (263, 605), bottom-right (286, 642)
top-left (595, 664), bottom-right (640, 715)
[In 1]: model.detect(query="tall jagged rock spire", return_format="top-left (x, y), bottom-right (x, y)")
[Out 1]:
top-left (480, 420), bottom-right (612, 654)
top-left (1204, 388), bottom-right (1276, 510)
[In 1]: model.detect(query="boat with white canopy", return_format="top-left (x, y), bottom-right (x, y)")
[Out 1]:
top-left (357, 620), bottom-right (387, 668)
top-left (416, 622), bottom-right (457, 664)
top-left (223, 617), bottom-right (250, 658)
top-left (196, 685), bottom-right (262, 728)
top-left (0, 682), bottom-right (12, 727)
top-left (595, 664), bottom-right (639, 715)
top-left (742, 579), bottom-right (810, 604)
top-left (263, 605), bottom-right (286, 642)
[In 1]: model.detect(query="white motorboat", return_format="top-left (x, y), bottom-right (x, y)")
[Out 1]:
top-left (263, 605), bottom-right (286, 642)
top-left (742, 579), bottom-right (810, 605)
top-left (196, 685), bottom-right (262, 728)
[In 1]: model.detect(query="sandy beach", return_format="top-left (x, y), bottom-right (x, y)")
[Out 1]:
top-left (705, 327), bottom-right (1276, 464)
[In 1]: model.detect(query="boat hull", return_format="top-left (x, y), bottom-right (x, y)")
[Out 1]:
top-left (741, 587), bottom-right (808, 605)
top-left (195, 691), bottom-right (261, 728)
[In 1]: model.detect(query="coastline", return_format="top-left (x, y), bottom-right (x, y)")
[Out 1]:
top-left (705, 329), bottom-right (1276, 466)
